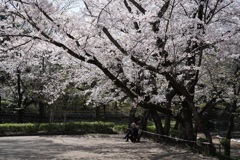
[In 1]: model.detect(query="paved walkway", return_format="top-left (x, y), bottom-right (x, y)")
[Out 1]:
top-left (0, 134), bottom-right (217, 160)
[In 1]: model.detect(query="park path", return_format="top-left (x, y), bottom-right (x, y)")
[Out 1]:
top-left (0, 134), bottom-right (217, 160)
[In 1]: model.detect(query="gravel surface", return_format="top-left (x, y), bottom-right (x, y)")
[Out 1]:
top-left (0, 134), bottom-right (219, 160)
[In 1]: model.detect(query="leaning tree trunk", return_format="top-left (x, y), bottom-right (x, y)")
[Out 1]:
top-left (186, 98), bottom-right (216, 155)
top-left (150, 110), bottom-right (164, 134)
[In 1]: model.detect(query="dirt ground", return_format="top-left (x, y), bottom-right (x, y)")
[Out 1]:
top-left (200, 135), bottom-right (240, 158)
top-left (0, 134), bottom-right (222, 160)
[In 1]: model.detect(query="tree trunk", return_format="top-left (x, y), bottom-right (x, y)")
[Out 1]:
top-left (0, 94), bottom-right (2, 111)
top-left (174, 120), bottom-right (180, 130)
top-left (139, 110), bottom-right (149, 131)
top-left (224, 100), bottom-right (237, 157)
top-left (95, 106), bottom-right (100, 122)
top-left (103, 104), bottom-right (107, 118)
top-left (150, 110), bottom-right (164, 134)
top-left (164, 114), bottom-right (171, 135)
top-left (17, 69), bottom-right (23, 123)
top-left (17, 69), bottom-right (22, 109)
top-left (49, 105), bottom-right (56, 123)
top-left (224, 114), bottom-right (234, 157)
top-left (39, 102), bottom-right (45, 123)
top-left (164, 88), bottom-right (176, 135)
top-left (185, 98), bottom-right (216, 154)
top-left (182, 101), bottom-right (195, 141)
top-left (63, 111), bottom-right (67, 122)
top-left (17, 109), bottom-right (24, 123)
top-left (128, 107), bottom-right (137, 127)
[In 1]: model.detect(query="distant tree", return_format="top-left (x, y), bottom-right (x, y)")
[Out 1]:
top-left (203, 36), bottom-right (240, 156)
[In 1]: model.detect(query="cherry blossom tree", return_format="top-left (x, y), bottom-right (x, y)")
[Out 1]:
top-left (202, 34), bottom-right (240, 156)
top-left (0, 41), bottom-right (75, 122)
top-left (1, 0), bottom-right (240, 152)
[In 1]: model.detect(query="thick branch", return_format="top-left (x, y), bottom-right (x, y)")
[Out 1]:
top-left (89, 56), bottom-right (138, 100)
top-left (139, 102), bottom-right (172, 115)
top-left (123, 1), bottom-right (140, 31)
top-left (158, 0), bottom-right (170, 18)
top-left (123, 0), bottom-right (132, 13)
top-left (128, 0), bottom-right (146, 14)
top-left (163, 72), bottom-right (191, 98)
top-left (102, 27), bottom-right (128, 55)
top-left (83, 1), bottom-right (92, 15)
top-left (199, 97), bottom-right (217, 116)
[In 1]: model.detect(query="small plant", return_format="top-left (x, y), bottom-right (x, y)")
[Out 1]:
top-left (169, 129), bottom-right (180, 137)
top-left (220, 138), bottom-right (230, 147)
top-left (197, 137), bottom-right (208, 143)
top-left (147, 125), bottom-right (156, 133)
top-left (113, 125), bottom-right (128, 133)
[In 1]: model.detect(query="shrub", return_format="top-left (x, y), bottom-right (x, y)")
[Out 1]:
top-left (113, 125), bottom-right (128, 133)
top-left (147, 125), bottom-right (156, 133)
top-left (197, 137), bottom-right (208, 143)
top-left (0, 121), bottom-right (115, 136)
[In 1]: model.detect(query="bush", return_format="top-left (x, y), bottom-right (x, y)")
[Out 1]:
top-left (220, 138), bottom-right (231, 156)
top-left (197, 137), bottom-right (208, 143)
top-left (0, 123), bottom-right (39, 134)
top-left (113, 125), bottom-right (128, 133)
top-left (0, 121), bottom-right (115, 136)
top-left (169, 129), bottom-right (181, 137)
top-left (147, 125), bottom-right (156, 133)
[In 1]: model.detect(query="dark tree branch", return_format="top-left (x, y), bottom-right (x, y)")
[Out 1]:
top-left (102, 27), bottom-right (128, 55)
top-left (83, 1), bottom-right (93, 15)
top-left (123, 0), bottom-right (140, 31)
top-left (123, 0), bottom-right (132, 13)
top-left (139, 102), bottom-right (172, 115)
top-left (158, 0), bottom-right (170, 18)
top-left (97, 0), bottom-right (112, 23)
top-left (163, 72), bottom-right (190, 98)
top-left (199, 97), bottom-right (217, 116)
top-left (128, 0), bottom-right (146, 14)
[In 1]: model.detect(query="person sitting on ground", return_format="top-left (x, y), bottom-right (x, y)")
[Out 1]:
top-left (123, 122), bottom-right (139, 142)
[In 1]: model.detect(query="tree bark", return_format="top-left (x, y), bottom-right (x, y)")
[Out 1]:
top-left (224, 114), bottom-right (234, 156)
top-left (224, 100), bottom-right (237, 156)
top-left (17, 69), bottom-right (23, 123)
top-left (182, 100), bottom-right (195, 141)
top-left (150, 110), bottom-right (164, 134)
top-left (139, 110), bottom-right (149, 131)
top-left (128, 107), bottom-right (137, 127)
top-left (39, 102), bottom-right (45, 123)
top-left (0, 94), bottom-right (2, 111)
top-left (95, 106), bottom-right (100, 122)
top-left (164, 88), bottom-right (176, 135)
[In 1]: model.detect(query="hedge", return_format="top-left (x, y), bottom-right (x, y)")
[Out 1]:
top-left (0, 121), bottom-right (115, 136)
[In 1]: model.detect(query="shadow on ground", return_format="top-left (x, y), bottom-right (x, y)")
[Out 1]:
top-left (0, 134), bottom-right (218, 160)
